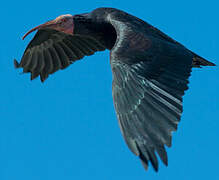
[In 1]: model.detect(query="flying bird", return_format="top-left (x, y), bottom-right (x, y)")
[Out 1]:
top-left (14, 7), bottom-right (215, 171)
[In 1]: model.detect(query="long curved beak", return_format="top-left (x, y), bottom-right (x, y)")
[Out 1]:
top-left (22, 20), bottom-right (56, 40)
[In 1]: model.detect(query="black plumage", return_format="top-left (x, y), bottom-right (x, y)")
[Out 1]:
top-left (14, 7), bottom-right (215, 171)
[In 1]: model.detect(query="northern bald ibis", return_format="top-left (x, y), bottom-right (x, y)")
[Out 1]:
top-left (14, 7), bottom-right (215, 171)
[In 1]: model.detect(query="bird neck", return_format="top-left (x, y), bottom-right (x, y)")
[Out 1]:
top-left (73, 15), bottom-right (117, 50)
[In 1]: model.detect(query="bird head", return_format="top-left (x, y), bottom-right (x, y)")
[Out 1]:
top-left (22, 14), bottom-right (74, 40)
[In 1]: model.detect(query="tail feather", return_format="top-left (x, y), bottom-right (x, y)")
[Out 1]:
top-left (192, 53), bottom-right (216, 68)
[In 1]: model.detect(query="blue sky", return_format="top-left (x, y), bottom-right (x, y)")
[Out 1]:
top-left (1, 0), bottom-right (219, 179)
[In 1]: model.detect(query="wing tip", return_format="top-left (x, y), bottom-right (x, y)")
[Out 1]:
top-left (141, 160), bottom-right (159, 172)
top-left (157, 146), bottom-right (168, 166)
top-left (14, 59), bottom-right (20, 68)
top-left (137, 143), bottom-right (170, 172)
top-left (31, 71), bottom-right (47, 83)
top-left (40, 73), bottom-right (48, 83)
top-left (140, 159), bottom-right (149, 171)
top-left (137, 145), bottom-right (159, 172)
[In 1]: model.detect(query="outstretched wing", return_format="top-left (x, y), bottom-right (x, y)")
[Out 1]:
top-left (15, 29), bottom-right (106, 82)
top-left (110, 28), bottom-right (193, 171)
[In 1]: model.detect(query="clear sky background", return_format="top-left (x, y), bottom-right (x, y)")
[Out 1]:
top-left (0, 0), bottom-right (219, 180)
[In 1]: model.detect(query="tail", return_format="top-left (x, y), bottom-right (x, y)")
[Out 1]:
top-left (192, 52), bottom-right (216, 68)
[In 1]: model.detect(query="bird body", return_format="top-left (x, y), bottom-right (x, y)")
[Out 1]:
top-left (15, 7), bottom-right (215, 171)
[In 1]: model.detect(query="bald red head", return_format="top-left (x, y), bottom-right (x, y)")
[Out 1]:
top-left (22, 14), bottom-right (74, 40)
